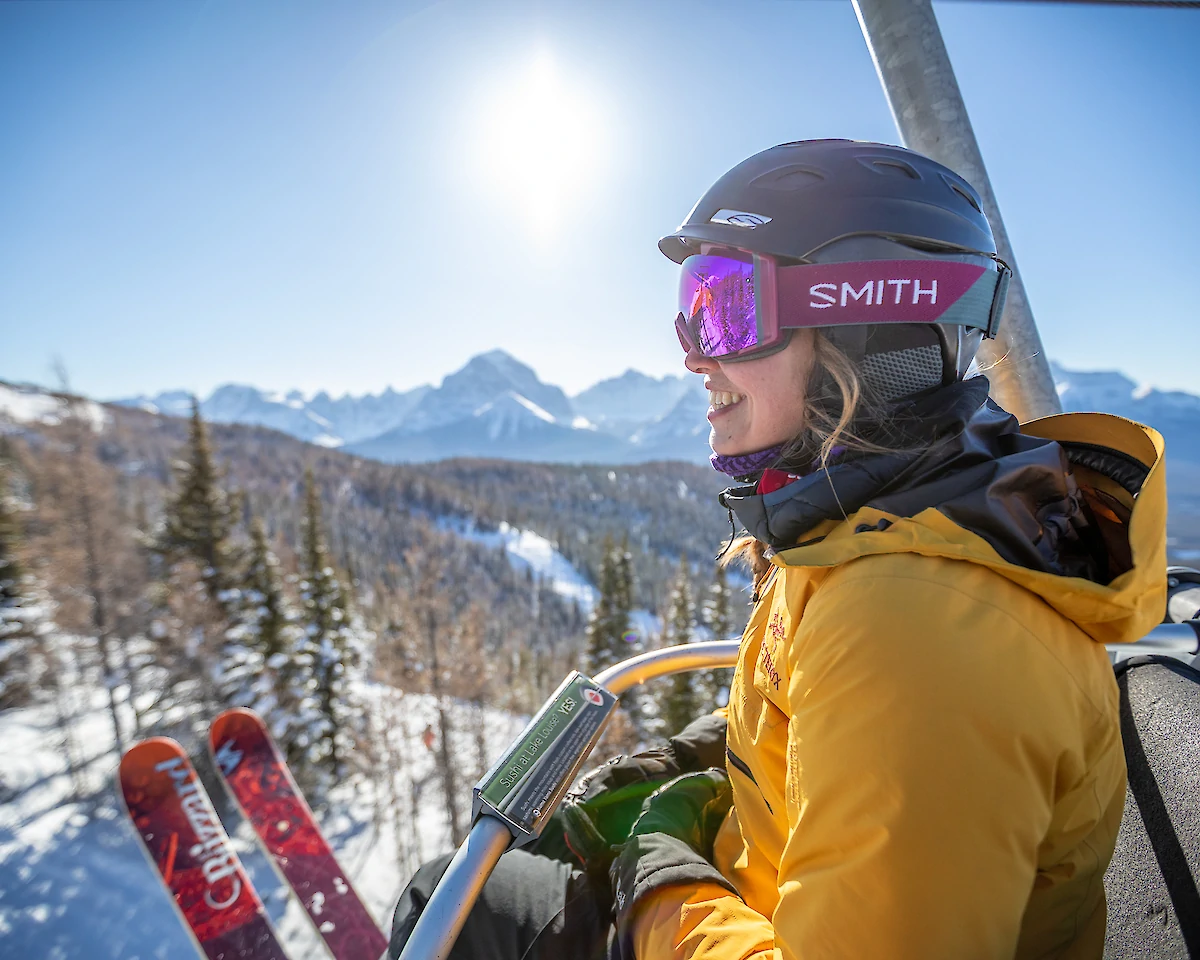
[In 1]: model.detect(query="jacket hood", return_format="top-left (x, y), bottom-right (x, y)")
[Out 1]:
top-left (720, 378), bottom-right (1166, 646)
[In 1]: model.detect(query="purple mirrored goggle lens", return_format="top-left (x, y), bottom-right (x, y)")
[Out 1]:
top-left (677, 253), bottom-right (1008, 360)
top-left (676, 255), bottom-right (760, 359)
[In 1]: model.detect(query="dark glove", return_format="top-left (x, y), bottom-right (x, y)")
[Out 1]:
top-left (531, 750), bottom-right (676, 868)
top-left (532, 714), bottom-right (728, 868)
top-left (608, 769), bottom-right (738, 951)
top-left (627, 767), bottom-right (732, 854)
top-left (575, 711), bottom-right (729, 804)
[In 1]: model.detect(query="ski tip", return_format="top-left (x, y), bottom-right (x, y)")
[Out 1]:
top-left (117, 738), bottom-right (194, 822)
top-left (209, 707), bottom-right (267, 747)
top-left (119, 736), bottom-right (187, 773)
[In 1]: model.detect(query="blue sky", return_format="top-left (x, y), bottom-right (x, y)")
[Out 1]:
top-left (1, 0), bottom-right (1197, 400)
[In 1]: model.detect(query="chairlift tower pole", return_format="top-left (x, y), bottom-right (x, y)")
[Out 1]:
top-left (852, 0), bottom-right (1062, 422)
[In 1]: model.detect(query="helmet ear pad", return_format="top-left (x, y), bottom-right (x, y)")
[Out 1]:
top-left (821, 323), bottom-right (946, 403)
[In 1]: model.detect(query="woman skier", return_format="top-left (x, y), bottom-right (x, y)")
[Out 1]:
top-left (390, 139), bottom-right (1166, 959)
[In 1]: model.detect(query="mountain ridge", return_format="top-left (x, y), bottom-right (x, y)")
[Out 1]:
top-left (105, 350), bottom-right (1199, 467)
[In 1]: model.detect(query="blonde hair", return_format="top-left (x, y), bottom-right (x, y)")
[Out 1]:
top-left (721, 331), bottom-right (930, 589)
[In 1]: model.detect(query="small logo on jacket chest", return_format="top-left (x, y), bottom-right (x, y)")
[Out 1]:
top-left (759, 613), bottom-right (786, 690)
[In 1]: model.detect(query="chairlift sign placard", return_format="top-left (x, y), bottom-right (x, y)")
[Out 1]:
top-left (472, 671), bottom-right (617, 846)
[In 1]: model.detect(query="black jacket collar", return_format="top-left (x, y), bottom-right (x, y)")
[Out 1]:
top-left (718, 378), bottom-right (1113, 580)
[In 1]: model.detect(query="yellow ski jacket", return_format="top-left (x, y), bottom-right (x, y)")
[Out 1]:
top-left (633, 398), bottom-right (1166, 960)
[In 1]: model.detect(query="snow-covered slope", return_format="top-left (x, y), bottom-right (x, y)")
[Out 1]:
top-left (571, 370), bottom-right (693, 439)
top-left (0, 382), bottom-right (107, 431)
top-left (449, 520), bottom-right (599, 611)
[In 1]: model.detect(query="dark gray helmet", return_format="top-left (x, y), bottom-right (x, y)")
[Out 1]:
top-left (661, 140), bottom-right (1008, 400)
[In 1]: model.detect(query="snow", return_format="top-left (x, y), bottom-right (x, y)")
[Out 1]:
top-left (0, 654), bottom-right (526, 960)
top-left (0, 384), bottom-right (107, 431)
top-left (449, 520), bottom-right (598, 612)
top-left (508, 393), bottom-right (557, 424)
top-left (0, 384), bottom-right (63, 424)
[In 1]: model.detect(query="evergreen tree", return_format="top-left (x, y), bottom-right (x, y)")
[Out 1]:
top-left (614, 536), bottom-right (635, 642)
top-left (584, 536), bottom-right (634, 673)
top-left (700, 564), bottom-right (735, 709)
top-left (244, 519), bottom-right (290, 670)
top-left (218, 519), bottom-right (308, 715)
top-left (157, 401), bottom-right (240, 602)
top-left (298, 471), bottom-right (371, 795)
top-left (585, 536), bottom-right (647, 749)
top-left (655, 554), bottom-right (699, 737)
top-left (236, 518), bottom-right (322, 775)
top-left (150, 401), bottom-right (243, 720)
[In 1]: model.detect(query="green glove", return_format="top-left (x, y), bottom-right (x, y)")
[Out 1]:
top-left (628, 767), bottom-right (732, 857)
top-left (608, 769), bottom-right (738, 941)
top-left (531, 750), bottom-right (678, 869)
top-left (533, 713), bottom-right (729, 869)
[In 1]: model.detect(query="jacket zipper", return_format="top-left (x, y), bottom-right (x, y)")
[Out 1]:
top-left (726, 746), bottom-right (773, 815)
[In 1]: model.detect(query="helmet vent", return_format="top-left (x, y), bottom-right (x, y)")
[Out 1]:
top-left (749, 165), bottom-right (826, 192)
top-left (942, 175), bottom-right (984, 214)
top-left (859, 157), bottom-right (921, 180)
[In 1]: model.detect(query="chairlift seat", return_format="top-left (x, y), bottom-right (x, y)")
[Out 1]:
top-left (1103, 654), bottom-right (1200, 958)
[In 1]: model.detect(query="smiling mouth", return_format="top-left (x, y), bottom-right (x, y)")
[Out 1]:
top-left (708, 390), bottom-right (744, 412)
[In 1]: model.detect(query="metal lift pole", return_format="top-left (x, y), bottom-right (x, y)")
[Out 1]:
top-left (852, 0), bottom-right (1062, 422)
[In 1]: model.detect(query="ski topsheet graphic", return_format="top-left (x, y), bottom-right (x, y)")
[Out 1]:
top-left (118, 737), bottom-right (287, 960)
top-left (210, 708), bottom-right (388, 960)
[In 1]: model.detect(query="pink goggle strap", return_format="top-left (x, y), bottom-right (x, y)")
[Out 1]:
top-left (775, 259), bottom-right (1005, 336)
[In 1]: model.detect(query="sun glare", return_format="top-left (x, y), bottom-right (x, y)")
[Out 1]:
top-left (476, 53), bottom-right (607, 235)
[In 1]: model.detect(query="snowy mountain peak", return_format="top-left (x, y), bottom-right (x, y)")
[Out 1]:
top-left (111, 383), bottom-right (428, 447)
top-left (1050, 361), bottom-right (1200, 417)
top-left (572, 369), bottom-right (696, 428)
top-left (404, 351), bottom-right (574, 434)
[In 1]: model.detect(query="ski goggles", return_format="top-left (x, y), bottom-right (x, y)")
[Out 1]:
top-left (675, 251), bottom-right (1010, 362)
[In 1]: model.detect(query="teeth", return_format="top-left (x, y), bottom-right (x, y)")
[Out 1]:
top-left (710, 391), bottom-right (744, 409)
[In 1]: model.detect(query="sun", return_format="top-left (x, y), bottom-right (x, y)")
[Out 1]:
top-left (476, 53), bottom-right (607, 234)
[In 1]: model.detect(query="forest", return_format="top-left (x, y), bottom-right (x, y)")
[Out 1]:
top-left (0, 391), bottom-right (746, 867)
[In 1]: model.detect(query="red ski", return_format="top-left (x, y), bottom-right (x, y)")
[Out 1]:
top-left (209, 708), bottom-right (388, 960)
top-left (118, 737), bottom-right (288, 960)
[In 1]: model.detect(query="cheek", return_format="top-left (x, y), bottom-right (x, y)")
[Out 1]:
top-left (757, 392), bottom-right (807, 439)
top-left (737, 365), bottom-right (809, 443)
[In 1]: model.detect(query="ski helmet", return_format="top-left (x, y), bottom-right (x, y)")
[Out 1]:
top-left (661, 140), bottom-right (1010, 400)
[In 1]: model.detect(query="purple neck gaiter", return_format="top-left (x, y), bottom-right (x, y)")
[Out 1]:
top-left (710, 444), bottom-right (785, 478)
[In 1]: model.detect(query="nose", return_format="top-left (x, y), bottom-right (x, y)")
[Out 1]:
top-left (684, 345), bottom-right (717, 375)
